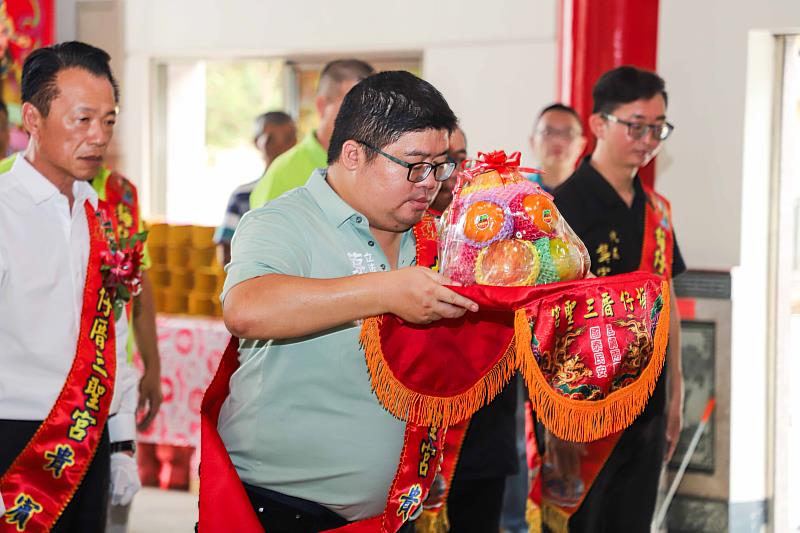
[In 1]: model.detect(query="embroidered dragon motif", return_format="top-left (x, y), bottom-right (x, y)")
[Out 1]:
top-left (609, 316), bottom-right (653, 392)
top-left (540, 326), bottom-right (602, 400)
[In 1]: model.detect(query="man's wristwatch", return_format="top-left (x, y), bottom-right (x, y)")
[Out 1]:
top-left (110, 440), bottom-right (137, 454)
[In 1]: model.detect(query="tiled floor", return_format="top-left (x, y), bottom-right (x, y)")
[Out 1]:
top-left (129, 487), bottom-right (198, 533)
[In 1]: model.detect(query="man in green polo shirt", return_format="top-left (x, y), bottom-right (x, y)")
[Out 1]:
top-left (221, 71), bottom-right (478, 532)
top-left (248, 58), bottom-right (374, 209)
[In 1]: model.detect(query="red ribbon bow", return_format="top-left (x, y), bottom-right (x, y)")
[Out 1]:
top-left (452, 150), bottom-right (543, 202)
top-left (462, 150), bottom-right (540, 180)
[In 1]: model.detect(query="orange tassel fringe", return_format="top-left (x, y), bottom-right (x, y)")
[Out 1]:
top-left (541, 502), bottom-right (570, 533)
top-left (361, 316), bottom-right (517, 427)
top-left (361, 281), bottom-right (670, 441)
top-left (415, 506), bottom-right (450, 533)
top-left (526, 498), bottom-right (543, 533)
top-left (517, 281), bottom-right (671, 443)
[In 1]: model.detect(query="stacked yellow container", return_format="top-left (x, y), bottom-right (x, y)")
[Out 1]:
top-left (146, 223), bottom-right (170, 313)
top-left (187, 226), bottom-right (221, 317)
top-left (144, 223), bottom-right (223, 317)
top-left (164, 225), bottom-right (192, 313)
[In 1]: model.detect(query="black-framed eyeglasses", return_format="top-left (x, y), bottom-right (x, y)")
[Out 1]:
top-left (447, 153), bottom-right (467, 172)
top-left (357, 141), bottom-right (457, 183)
top-left (602, 113), bottom-right (675, 141)
top-left (535, 127), bottom-right (581, 141)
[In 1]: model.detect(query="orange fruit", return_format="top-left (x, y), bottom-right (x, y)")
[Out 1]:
top-left (463, 201), bottom-right (506, 243)
top-left (471, 170), bottom-right (503, 188)
top-left (522, 194), bottom-right (559, 233)
top-left (461, 170), bottom-right (504, 196)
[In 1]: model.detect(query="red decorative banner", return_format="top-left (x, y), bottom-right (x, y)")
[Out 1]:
top-left (361, 273), bottom-right (669, 442)
top-left (2, 0), bottom-right (54, 153)
top-left (526, 182), bottom-right (676, 532)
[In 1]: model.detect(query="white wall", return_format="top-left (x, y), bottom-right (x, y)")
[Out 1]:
top-left (119, 0), bottom-right (558, 216)
top-left (657, 0), bottom-right (800, 271)
top-left (124, 0), bottom-right (554, 57)
top-left (55, 0), bottom-right (77, 42)
top-left (424, 41), bottom-right (556, 165)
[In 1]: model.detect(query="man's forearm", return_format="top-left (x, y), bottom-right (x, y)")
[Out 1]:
top-left (133, 272), bottom-right (160, 375)
top-left (224, 272), bottom-right (389, 340)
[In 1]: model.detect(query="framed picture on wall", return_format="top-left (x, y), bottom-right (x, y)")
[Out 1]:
top-left (669, 320), bottom-right (716, 473)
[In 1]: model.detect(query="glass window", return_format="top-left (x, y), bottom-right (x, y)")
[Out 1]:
top-left (152, 56), bottom-right (420, 227)
top-left (157, 59), bottom-right (287, 226)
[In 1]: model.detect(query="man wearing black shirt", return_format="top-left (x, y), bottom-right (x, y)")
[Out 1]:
top-left (549, 66), bottom-right (685, 532)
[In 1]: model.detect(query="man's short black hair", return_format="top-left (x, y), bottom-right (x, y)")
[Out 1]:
top-left (327, 70), bottom-right (457, 164)
top-left (317, 59), bottom-right (374, 99)
top-left (22, 41), bottom-right (119, 117)
top-left (535, 103), bottom-right (582, 131)
top-left (0, 100), bottom-right (7, 117)
top-left (592, 65), bottom-right (667, 115)
top-left (253, 111), bottom-right (293, 141)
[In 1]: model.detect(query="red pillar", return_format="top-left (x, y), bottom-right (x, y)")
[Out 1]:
top-left (558, 0), bottom-right (660, 187)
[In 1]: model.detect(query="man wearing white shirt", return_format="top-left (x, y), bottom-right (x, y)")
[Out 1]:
top-left (0, 41), bottom-right (138, 532)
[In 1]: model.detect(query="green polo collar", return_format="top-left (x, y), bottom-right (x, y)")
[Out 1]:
top-left (305, 168), bottom-right (367, 229)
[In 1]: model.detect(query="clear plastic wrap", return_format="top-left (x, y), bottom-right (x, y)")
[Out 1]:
top-left (439, 151), bottom-right (591, 287)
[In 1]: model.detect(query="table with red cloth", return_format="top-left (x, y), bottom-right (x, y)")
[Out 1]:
top-left (134, 314), bottom-right (229, 489)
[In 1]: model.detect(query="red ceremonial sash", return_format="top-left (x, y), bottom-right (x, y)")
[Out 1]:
top-left (411, 212), bottom-right (470, 532)
top-left (328, 423), bottom-right (447, 533)
top-left (414, 211), bottom-right (439, 269)
top-left (103, 171), bottom-right (140, 243)
top-left (199, 214), bottom-right (453, 533)
top-left (199, 346), bottom-right (449, 533)
top-left (639, 186), bottom-right (674, 279)
top-left (103, 170), bottom-right (141, 319)
top-left (1, 200), bottom-right (117, 532)
top-left (412, 420), bottom-right (468, 533)
top-left (530, 186), bottom-right (676, 533)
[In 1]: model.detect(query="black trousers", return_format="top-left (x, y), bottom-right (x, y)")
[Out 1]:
top-left (244, 483), bottom-right (416, 533)
top-left (447, 476), bottom-right (507, 533)
top-left (546, 414), bottom-right (666, 533)
top-left (0, 419), bottom-right (110, 533)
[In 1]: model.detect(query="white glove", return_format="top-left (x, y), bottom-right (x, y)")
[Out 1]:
top-left (110, 452), bottom-right (142, 506)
